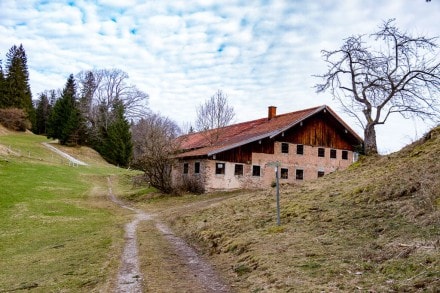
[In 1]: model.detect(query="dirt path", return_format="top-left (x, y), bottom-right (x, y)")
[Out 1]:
top-left (41, 142), bottom-right (88, 166)
top-left (107, 177), bottom-right (231, 293)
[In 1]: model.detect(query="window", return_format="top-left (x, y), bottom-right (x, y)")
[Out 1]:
top-left (215, 163), bottom-right (225, 175)
top-left (317, 171), bottom-right (325, 178)
top-left (330, 149), bottom-right (337, 159)
top-left (281, 143), bottom-right (289, 154)
top-left (252, 165), bottom-right (261, 176)
top-left (194, 162), bottom-right (200, 174)
top-left (296, 144), bottom-right (304, 155)
top-left (342, 150), bottom-right (348, 160)
top-left (234, 164), bottom-right (243, 176)
top-left (183, 163), bottom-right (189, 174)
top-left (296, 169), bottom-right (304, 180)
top-left (280, 168), bottom-right (288, 179)
top-left (318, 148), bottom-right (325, 157)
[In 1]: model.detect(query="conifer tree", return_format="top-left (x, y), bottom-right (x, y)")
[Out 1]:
top-left (100, 100), bottom-right (132, 167)
top-left (0, 62), bottom-right (5, 107)
top-left (3, 44), bottom-right (35, 127)
top-left (34, 92), bottom-right (52, 134)
top-left (47, 74), bottom-right (81, 145)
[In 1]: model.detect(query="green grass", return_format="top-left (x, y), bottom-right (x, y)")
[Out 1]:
top-left (0, 133), bottom-right (141, 292)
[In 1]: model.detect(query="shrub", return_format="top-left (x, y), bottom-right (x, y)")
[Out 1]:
top-left (0, 108), bottom-right (31, 131)
top-left (178, 176), bottom-right (205, 194)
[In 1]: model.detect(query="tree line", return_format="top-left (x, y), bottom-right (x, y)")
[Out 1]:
top-left (0, 44), bottom-right (232, 193)
top-left (0, 45), bottom-right (146, 167)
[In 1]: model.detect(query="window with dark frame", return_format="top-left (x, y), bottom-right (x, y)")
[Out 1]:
top-left (281, 143), bottom-right (289, 154)
top-left (234, 164), bottom-right (243, 176)
top-left (318, 171), bottom-right (325, 178)
top-left (194, 162), bottom-right (200, 174)
top-left (280, 168), bottom-right (288, 179)
top-left (183, 163), bottom-right (189, 174)
top-left (318, 147), bottom-right (325, 157)
top-left (296, 169), bottom-right (304, 180)
top-left (252, 165), bottom-right (261, 176)
top-left (342, 150), bottom-right (348, 160)
top-left (296, 144), bottom-right (304, 155)
top-left (330, 149), bottom-right (337, 159)
top-left (215, 162), bottom-right (225, 175)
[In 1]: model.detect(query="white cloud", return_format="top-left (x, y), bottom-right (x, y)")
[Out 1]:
top-left (0, 0), bottom-right (439, 153)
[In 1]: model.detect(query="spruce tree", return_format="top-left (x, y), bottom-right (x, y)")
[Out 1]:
top-left (47, 74), bottom-right (81, 145)
top-left (34, 92), bottom-right (52, 134)
top-left (3, 44), bottom-right (35, 127)
top-left (101, 100), bottom-right (132, 167)
top-left (0, 62), bottom-right (5, 108)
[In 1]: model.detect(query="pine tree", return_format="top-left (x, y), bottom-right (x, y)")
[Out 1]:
top-left (77, 70), bottom-right (96, 145)
top-left (34, 92), bottom-right (52, 134)
top-left (0, 62), bottom-right (5, 107)
top-left (3, 44), bottom-right (35, 127)
top-left (101, 100), bottom-right (132, 167)
top-left (47, 74), bottom-right (81, 145)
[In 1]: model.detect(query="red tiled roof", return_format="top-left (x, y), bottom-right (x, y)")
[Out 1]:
top-left (175, 105), bottom-right (362, 158)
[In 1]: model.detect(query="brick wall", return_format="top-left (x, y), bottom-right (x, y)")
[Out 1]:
top-left (173, 142), bottom-right (356, 192)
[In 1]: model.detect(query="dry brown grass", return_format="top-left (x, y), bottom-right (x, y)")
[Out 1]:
top-left (153, 126), bottom-right (440, 292)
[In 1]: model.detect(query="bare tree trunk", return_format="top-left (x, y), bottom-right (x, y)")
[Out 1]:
top-left (364, 123), bottom-right (378, 155)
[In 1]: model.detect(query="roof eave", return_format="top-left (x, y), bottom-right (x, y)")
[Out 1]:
top-left (207, 131), bottom-right (278, 156)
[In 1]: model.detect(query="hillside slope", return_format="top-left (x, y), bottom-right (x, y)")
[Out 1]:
top-left (167, 127), bottom-right (440, 292)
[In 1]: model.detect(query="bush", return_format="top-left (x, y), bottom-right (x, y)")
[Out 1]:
top-left (178, 176), bottom-right (205, 194)
top-left (0, 108), bottom-right (31, 131)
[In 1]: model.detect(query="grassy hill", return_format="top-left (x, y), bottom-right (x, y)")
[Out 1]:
top-left (0, 126), bottom-right (142, 292)
top-left (1, 124), bottom-right (439, 292)
top-left (162, 127), bottom-right (440, 292)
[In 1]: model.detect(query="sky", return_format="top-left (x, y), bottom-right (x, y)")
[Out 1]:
top-left (1, 0), bottom-right (439, 153)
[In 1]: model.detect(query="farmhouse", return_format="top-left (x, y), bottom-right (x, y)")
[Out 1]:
top-left (172, 105), bottom-right (363, 192)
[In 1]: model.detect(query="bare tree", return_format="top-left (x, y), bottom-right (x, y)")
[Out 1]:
top-left (131, 113), bottom-right (181, 193)
top-left (195, 89), bottom-right (235, 145)
top-left (315, 19), bottom-right (440, 155)
top-left (77, 68), bottom-right (149, 130)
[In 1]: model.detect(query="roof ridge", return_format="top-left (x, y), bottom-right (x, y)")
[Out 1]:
top-left (183, 105), bottom-right (326, 137)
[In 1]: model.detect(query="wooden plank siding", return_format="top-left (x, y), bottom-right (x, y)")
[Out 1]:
top-left (214, 111), bottom-right (357, 163)
top-left (215, 137), bottom-right (274, 163)
top-left (280, 112), bottom-right (358, 150)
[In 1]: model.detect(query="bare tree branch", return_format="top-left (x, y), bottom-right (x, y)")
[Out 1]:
top-left (315, 19), bottom-right (440, 155)
top-left (195, 89), bottom-right (235, 145)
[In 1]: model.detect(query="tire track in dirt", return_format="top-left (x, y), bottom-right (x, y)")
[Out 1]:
top-left (107, 177), bottom-right (149, 292)
top-left (107, 177), bottom-right (231, 293)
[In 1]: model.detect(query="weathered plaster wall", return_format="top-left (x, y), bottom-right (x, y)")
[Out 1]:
top-left (173, 142), bottom-right (356, 192)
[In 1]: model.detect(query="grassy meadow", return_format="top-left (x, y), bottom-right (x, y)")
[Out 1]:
top-left (0, 129), bottom-right (139, 292)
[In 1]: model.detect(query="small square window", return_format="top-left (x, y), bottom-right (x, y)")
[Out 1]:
top-left (252, 165), bottom-right (261, 176)
top-left (215, 163), bottom-right (225, 175)
top-left (234, 164), bottom-right (243, 176)
top-left (342, 150), bottom-right (348, 160)
top-left (330, 149), bottom-right (337, 159)
top-left (183, 163), bottom-right (189, 174)
top-left (194, 162), bottom-right (200, 174)
top-left (280, 168), bottom-right (288, 179)
top-left (318, 148), bottom-right (325, 157)
top-left (281, 143), bottom-right (289, 154)
top-left (318, 171), bottom-right (325, 178)
top-left (296, 144), bottom-right (304, 155)
top-left (296, 169), bottom-right (304, 180)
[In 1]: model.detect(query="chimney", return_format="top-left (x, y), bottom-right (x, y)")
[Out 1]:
top-left (268, 106), bottom-right (277, 120)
